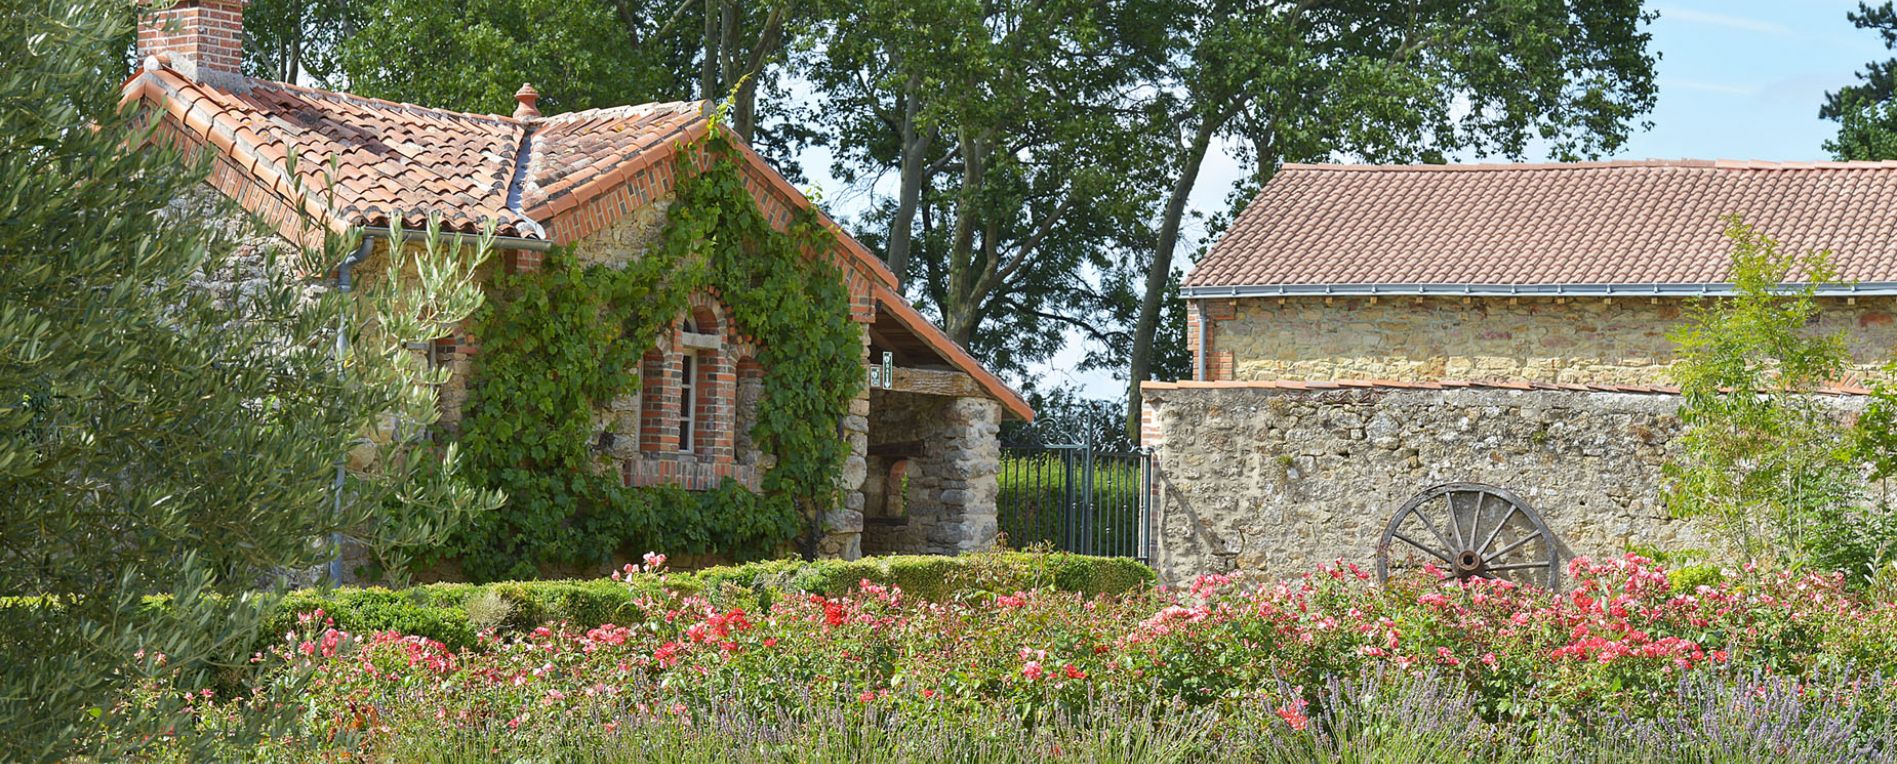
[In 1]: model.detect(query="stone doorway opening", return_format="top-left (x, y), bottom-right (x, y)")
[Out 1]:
top-left (859, 387), bottom-right (1000, 555)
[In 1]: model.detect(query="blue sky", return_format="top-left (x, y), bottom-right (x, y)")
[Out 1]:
top-left (1621, 1), bottom-right (1888, 161)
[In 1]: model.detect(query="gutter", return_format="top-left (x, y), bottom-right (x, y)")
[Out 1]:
top-left (356, 225), bottom-right (552, 252)
top-left (1179, 281), bottom-right (1897, 299)
top-left (325, 226), bottom-right (551, 585)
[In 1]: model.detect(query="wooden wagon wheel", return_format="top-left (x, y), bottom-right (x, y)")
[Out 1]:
top-left (1375, 483), bottom-right (1562, 591)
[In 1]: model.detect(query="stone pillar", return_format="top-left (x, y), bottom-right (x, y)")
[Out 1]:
top-left (820, 336), bottom-right (872, 560)
top-left (936, 396), bottom-right (1001, 552)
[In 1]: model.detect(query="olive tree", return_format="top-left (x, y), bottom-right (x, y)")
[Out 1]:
top-left (0, 0), bottom-right (498, 757)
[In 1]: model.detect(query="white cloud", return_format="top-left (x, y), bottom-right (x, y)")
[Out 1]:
top-left (1655, 6), bottom-right (1794, 37)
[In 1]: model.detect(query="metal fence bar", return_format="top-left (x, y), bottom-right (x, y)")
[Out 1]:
top-left (996, 444), bottom-right (1150, 560)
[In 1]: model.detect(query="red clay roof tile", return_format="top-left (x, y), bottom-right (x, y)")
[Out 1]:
top-left (1190, 160), bottom-right (1897, 292)
top-left (118, 64), bottom-right (1032, 418)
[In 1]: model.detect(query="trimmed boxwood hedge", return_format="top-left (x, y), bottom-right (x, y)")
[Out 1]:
top-left (256, 552), bottom-right (1153, 651)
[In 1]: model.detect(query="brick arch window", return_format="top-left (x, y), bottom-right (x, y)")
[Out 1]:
top-left (627, 294), bottom-right (755, 490)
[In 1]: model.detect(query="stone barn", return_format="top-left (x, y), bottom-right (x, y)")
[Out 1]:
top-left (1143, 160), bottom-right (1897, 584)
top-left (123, 0), bottom-right (1031, 567)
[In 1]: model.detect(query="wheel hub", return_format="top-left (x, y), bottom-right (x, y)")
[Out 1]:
top-left (1454, 549), bottom-right (1484, 576)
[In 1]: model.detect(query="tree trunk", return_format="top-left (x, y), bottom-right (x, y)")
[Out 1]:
top-left (1126, 118), bottom-right (1218, 442)
top-left (699, 0), bottom-right (719, 99)
top-left (944, 134), bottom-right (983, 345)
top-left (732, 7), bottom-right (785, 143)
top-left (887, 75), bottom-right (930, 280)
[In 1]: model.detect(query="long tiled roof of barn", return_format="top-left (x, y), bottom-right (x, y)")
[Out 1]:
top-left (1188, 159), bottom-right (1897, 298)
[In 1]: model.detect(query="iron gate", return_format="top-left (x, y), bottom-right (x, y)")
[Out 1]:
top-left (996, 445), bottom-right (1152, 560)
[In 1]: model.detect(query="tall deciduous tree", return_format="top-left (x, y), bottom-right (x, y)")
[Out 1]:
top-left (1, 0), bottom-right (497, 757)
top-left (805, 0), bottom-right (1168, 374)
top-left (1122, 0), bottom-right (1659, 438)
top-left (243, 0), bottom-right (806, 155)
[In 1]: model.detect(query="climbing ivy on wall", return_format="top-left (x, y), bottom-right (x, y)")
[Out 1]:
top-left (438, 130), bottom-right (864, 582)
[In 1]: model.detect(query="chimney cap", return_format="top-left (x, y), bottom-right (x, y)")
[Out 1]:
top-left (513, 83), bottom-right (541, 119)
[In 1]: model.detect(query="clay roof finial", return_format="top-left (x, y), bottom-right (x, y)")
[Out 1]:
top-left (513, 83), bottom-right (541, 119)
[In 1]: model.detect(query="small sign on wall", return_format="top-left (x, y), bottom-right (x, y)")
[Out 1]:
top-left (881, 351), bottom-right (894, 389)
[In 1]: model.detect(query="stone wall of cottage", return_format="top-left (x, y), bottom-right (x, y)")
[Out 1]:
top-left (1187, 296), bottom-right (1897, 385)
top-left (1139, 384), bottom-right (1873, 584)
top-left (861, 390), bottom-right (1002, 555)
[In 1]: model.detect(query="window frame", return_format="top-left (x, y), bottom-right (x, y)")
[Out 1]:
top-left (678, 353), bottom-right (697, 453)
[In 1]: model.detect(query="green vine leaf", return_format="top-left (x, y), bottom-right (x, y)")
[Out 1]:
top-left (435, 132), bottom-right (863, 581)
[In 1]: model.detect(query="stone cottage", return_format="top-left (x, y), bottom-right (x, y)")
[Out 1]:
top-left (1143, 159), bottom-right (1897, 584)
top-left (123, 0), bottom-right (1032, 563)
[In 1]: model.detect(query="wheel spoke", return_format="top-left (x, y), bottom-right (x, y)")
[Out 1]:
top-left (1475, 506), bottom-right (1520, 557)
top-left (1444, 492), bottom-right (1466, 550)
top-left (1390, 532), bottom-right (1453, 564)
top-left (1380, 486), bottom-right (1564, 591)
top-left (1410, 509), bottom-right (1457, 556)
top-left (1488, 531), bottom-right (1541, 561)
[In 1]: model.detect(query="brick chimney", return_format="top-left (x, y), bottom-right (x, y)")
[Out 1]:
top-left (136, 0), bottom-right (247, 82)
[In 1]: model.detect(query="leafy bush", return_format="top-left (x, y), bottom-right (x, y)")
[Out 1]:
top-left (1666, 217), bottom-right (1897, 582)
top-left (240, 552), bottom-right (1151, 651)
top-left (142, 555), bottom-right (1895, 762)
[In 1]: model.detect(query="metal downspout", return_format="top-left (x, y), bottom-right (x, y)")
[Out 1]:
top-left (329, 236), bottom-right (374, 586)
top-left (1194, 300), bottom-right (1207, 381)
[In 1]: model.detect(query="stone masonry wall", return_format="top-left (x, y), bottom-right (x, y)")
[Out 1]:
top-left (1190, 295), bottom-right (1897, 385)
top-left (1141, 384), bottom-right (1868, 584)
top-left (861, 390), bottom-right (1001, 555)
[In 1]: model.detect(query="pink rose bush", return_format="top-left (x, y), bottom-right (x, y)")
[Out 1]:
top-left (149, 554), bottom-right (1897, 760)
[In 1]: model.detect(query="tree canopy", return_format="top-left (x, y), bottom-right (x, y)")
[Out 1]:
top-left (1825, 2), bottom-right (1897, 159)
top-left (237, 0), bottom-right (1659, 416)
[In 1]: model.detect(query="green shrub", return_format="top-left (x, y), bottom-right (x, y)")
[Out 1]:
top-left (261, 588), bottom-right (478, 650)
top-left (1666, 564), bottom-right (1726, 592)
top-left (2, 554), bottom-right (1152, 656)
top-left (247, 552), bottom-right (1153, 650)
top-left (694, 551), bottom-right (1155, 602)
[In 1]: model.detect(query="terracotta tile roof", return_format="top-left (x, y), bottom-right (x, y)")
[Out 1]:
top-left (117, 63), bottom-right (1033, 418)
top-left (123, 65), bottom-right (541, 237)
top-left (1141, 379), bottom-right (1875, 397)
top-left (1187, 160), bottom-right (1897, 296)
top-left (521, 102), bottom-right (704, 221)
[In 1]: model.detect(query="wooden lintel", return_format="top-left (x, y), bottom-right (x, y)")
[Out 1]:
top-left (886, 366), bottom-right (986, 398)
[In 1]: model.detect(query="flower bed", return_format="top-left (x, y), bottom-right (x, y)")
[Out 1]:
top-left (149, 556), bottom-right (1897, 761)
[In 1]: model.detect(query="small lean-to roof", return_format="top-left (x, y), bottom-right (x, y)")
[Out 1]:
top-left (1187, 159), bottom-right (1897, 299)
top-left (119, 60), bottom-right (1031, 419)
